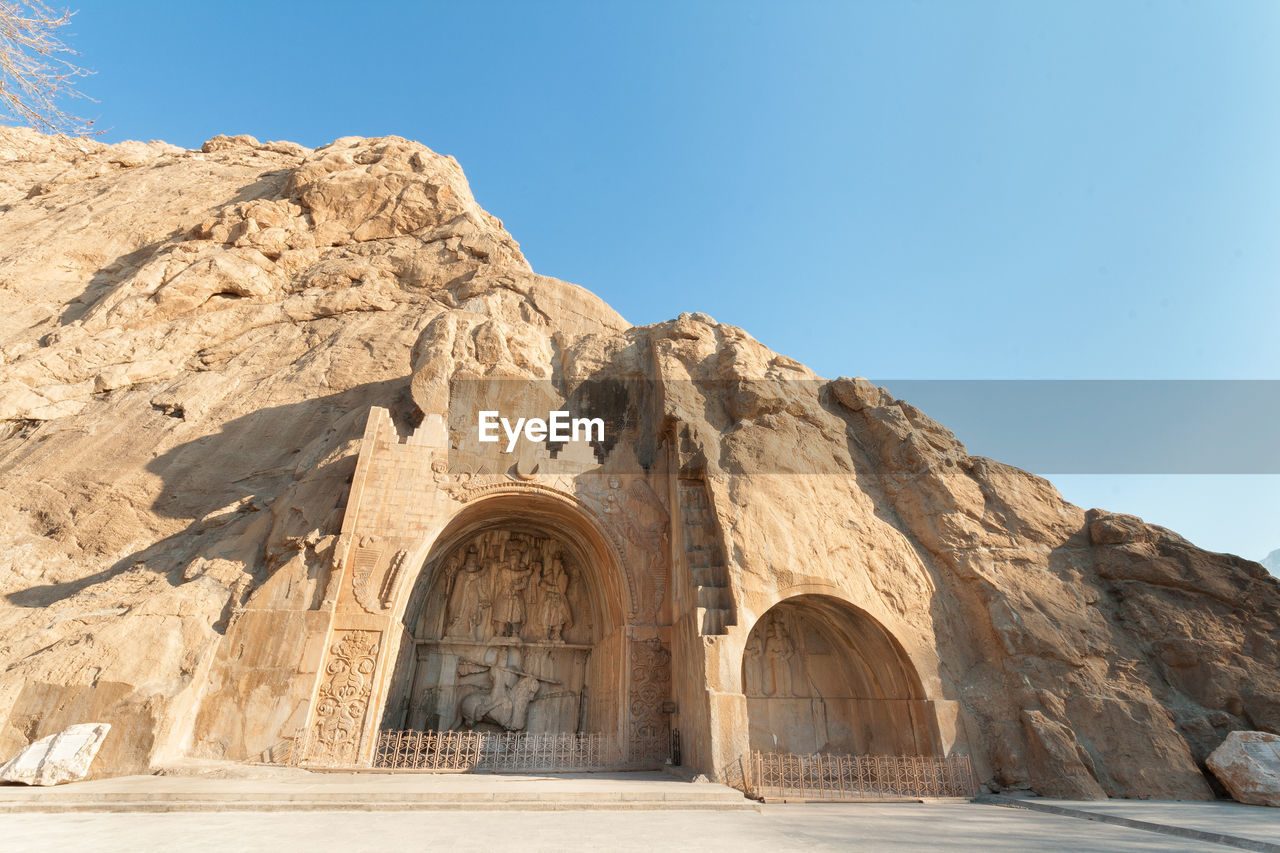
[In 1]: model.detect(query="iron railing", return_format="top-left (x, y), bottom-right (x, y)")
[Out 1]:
top-left (371, 730), bottom-right (623, 772)
top-left (747, 751), bottom-right (976, 800)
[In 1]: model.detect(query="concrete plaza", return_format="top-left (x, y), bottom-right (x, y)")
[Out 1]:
top-left (4, 800), bottom-right (1279, 852)
top-left (2, 770), bottom-right (1279, 852)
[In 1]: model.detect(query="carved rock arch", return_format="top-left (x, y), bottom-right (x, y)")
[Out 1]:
top-left (741, 593), bottom-right (941, 756)
top-left (377, 490), bottom-right (636, 744)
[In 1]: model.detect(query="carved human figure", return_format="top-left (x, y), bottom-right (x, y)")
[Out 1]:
top-left (504, 674), bottom-right (541, 730)
top-left (601, 475), bottom-right (623, 514)
top-left (492, 543), bottom-right (532, 638)
top-left (763, 618), bottom-right (796, 697)
top-left (456, 648), bottom-right (545, 731)
top-left (537, 554), bottom-right (573, 642)
top-left (445, 545), bottom-right (488, 639)
top-left (480, 647), bottom-right (519, 726)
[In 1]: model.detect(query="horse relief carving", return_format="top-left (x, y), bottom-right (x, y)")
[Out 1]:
top-left (450, 647), bottom-right (560, 732)
top-left (399, 527), bottom-right (598, 736)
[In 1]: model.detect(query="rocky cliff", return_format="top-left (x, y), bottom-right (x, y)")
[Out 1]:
top-left (0, 126), bottom-right (1276, 797)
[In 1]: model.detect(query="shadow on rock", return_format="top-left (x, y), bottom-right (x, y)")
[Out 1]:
top-left (6, 378), bottom-right (414, 619)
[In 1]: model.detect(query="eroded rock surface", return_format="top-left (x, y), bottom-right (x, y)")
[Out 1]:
top-left (1207, 731), bottom-right (1280, 806)
top-left (0, 722), bottom-right (110, 785)
top-left (0, 126), bottom-right (1276, 794)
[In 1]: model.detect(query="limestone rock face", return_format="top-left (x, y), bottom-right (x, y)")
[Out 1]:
top-left (0, 722), bottom-right (111, 785)
top-left (1207, 731), bottom-right (1280, 806)
top-left (0, 126), bottom-right (1277, 796)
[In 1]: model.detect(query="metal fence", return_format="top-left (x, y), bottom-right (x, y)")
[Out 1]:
top-left (748, 751), bottom-right (976, 800)
top-left (372, 730), bottom-right (623, 772)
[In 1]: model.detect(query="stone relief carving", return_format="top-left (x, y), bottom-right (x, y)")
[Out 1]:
top-left (628, 638), bottom-right (672, 761)
top-left (440, 530), bottom-right (579, 646)
top-left (348, 537), bottom-right (408, 615)
top-left (322, 531), bottom-right (352, 607)
top-left (481, 482), bottom-right (642, 621)
top-left (743, 605), bottom-right (923, 755)
top-left (451, 647), bottom-right (558, 731)
top-left (430, 456), bottom-right (452, 489)
top-left (762, 618), bottom-right (796, 697)
top-left (431, 457), bottom-right (500, 502)
top-left (351, 536), bottom-right (385, 614)
top-left (403, 528), bottom-right (591, 736)
top-left (492, 540), bottom-right (533, 638)
top-left (381, 549), bottom-right (407, 608)
top-left (743, 611), bottom-right (804, 698)
top-left (537, 554), bottom-right (572, 642)
top-left (445, 545), bottom-right (489, 640)
top-left (743, 610), bottom-right (829, 700)
top-left (587, 475), bottom-right (669, 624)
top-left (311, 630), bottom-right (380, 763)
top-left (429, 456), bottom-right (577, 503)
top-left (382, 514), bottom-right (673, 755)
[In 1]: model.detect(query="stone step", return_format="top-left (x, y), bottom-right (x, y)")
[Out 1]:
top-left (691, 566), bottom-right (718, 586)
top-left (0, 797), bottom-right (757, 814)
top-left (696, 585), bottom-right (733, 610)
top-left (0, 788), bottom-right (749, 805)
top-left (685, 550), bottom-right (717, 570)
top-left (697, 606), bottom-right (735, 635)
top-left (0, 769), bottom-right (758, 814)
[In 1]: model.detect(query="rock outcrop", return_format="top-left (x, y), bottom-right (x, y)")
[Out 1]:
top-left (1207, 731), bottom-right (1280, 806)
top-left (0, 722), bottom-right (110, 785)
top-left (0, 126), bottom-right (1276, 795)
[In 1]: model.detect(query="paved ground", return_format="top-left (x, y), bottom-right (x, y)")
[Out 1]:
top-left (0, 768), bottom-right (747, 804)
top-left (1043, 798), bottom-right (1280, 846)
top-left (2, 801), bottom-right (1269, 852)
top-left (4, 769), bottom-right (1279, 851)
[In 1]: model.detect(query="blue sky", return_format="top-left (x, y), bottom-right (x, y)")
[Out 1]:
top-left (53, 1), bottom-right (1280, 560)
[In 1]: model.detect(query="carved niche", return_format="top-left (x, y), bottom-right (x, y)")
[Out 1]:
top-left (398, 529), bottom-right (599, 736)
top-left (743, 604), bottom-right (924, 756)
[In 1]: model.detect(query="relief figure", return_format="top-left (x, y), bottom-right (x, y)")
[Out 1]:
top-left (537, 554), bottom-right (573, 642)
top-left (445, 546), bottom-right (489, 639)
top-left (763, 618), bottom-right (796, 697)
top-left (453, 648), bottom-right (552, 731)
top-left (492, 540), bottom-right (532, 637)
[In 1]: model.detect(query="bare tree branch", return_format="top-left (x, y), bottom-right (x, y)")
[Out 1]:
top-left (0, 1), bottom-right (97, 136)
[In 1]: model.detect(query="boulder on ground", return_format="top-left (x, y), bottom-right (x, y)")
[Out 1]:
top-left (0, 723), bottom-right (111, 786)
top-left (1206, 731), bottom-right (1280, 806)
